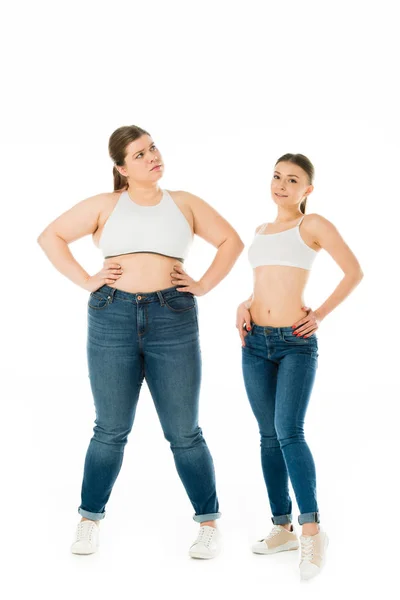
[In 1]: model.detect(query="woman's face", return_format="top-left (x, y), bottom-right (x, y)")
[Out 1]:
top-left (116, 134), bottom-right (164, 184)
top-left (271, 161), bottom-right (313, 209)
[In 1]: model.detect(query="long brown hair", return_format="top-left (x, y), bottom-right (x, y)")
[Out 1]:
top-left (108, 125), bottom-right (150, 191)
top-left (274, 153), bottom-right (315, 214)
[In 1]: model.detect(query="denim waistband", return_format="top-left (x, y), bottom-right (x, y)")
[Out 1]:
top-left (249, 321), bottom-right (299, 335)
top-left (96, 284), bottom-right (193, 305)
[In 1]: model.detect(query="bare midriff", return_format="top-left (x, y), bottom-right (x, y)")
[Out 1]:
top-left (249, 265), bottom-right (313, 327)
top-left (98, 252), bottom-right (184, 293)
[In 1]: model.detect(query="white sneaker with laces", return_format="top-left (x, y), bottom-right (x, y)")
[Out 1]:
top-left (252, 524), bottom-right (299, 554)
top-left (299, 529), bottom-right (329, 580)
top-left (71, 520), bottom-right (100, 555)
top-left (189, 525), bottom-right (220, 559)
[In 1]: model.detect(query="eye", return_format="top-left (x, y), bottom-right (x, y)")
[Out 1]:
top-left (136, 153), bottom-right (143, 159)
top-left (273, 175), bottom-right (279, 179)
top-left (289, 179), bottom-right (297, 183)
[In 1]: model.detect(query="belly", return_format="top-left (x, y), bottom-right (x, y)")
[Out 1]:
top-left (249, 266), bottom-right (311, 326)
top-left (103, 253), bottom-right (184, 293)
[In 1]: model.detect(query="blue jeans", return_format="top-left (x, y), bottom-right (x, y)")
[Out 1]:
top-left (242, 322), bottom-right (320, 526)
top-left (78, 285), bottom-right (221, 523)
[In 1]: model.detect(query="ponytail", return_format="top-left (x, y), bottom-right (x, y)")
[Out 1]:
top-left (113, 165), bottom-right (128, 191)
top-left (300, 196), bottom-right (307, 214)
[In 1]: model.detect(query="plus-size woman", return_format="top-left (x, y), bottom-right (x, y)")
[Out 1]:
top-left (38, 125), bottom-right (244, 558)
top-left (237, 153), bottom-right (363, 580)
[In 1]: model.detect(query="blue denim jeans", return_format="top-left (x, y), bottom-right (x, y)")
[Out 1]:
top-left (78, 284), bottom-right (221, 523)
top-left (242, 322), bottom-right (320, 526)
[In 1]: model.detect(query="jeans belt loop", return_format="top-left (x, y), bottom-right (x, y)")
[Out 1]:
top-left (156, 290), bottom-right (165, 306)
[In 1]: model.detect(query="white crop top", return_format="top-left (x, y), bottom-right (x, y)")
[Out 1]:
top-left (98, 189), bottom-right (193, 261)
top-left (247, 216), bottom-right (318, 270)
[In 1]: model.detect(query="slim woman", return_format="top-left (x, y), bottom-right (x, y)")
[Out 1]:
top-left (237, 154), bottom-right (363, 580)
top-left (38, 125), bottom-right (244, 557)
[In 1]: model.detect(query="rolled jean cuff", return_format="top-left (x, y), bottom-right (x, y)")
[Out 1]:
top-left (298, 511), bottom-right (320, 525)
top-left (78, 507), bottom-right (106, 521)
top-left (193, 512), bottom-right (222, 523)
top-left (271, 514), bottom-right (292, 525)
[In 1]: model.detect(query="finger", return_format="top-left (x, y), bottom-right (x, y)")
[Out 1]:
top-left (294, 321), bottom-right (312, 335)
top-left (292, 318), bottom-right (307, 330)
top-left (173, 265), bottom-right (184, 273)
top-left (170, 271), bottom-right (185, 280)
top-left (296, 324), bottom-right (316, 337)
top-left (171, 278), bottom-right (187, 287)
top-left (176, 286), bottom-right (191, 292)
top-left (108, 268), bottom-right (123, 274)
top-left (303, 328), bottom-right (318, 338)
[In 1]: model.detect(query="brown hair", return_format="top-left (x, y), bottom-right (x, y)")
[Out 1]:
top-left (274, 153), bottom-right (315, 214)
top-left (108, 125), bottom-right (150, 191)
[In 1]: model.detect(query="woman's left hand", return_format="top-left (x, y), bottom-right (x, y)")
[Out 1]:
top-left (291, 306), bottom-right (322, 338)
top-left (170, 264), bottom-right (207, 296)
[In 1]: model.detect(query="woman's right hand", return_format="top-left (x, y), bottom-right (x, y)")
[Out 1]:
top-left (236, 301), bottom-right (252, 347)
top-left (83, 262), bottom-right (123, 292)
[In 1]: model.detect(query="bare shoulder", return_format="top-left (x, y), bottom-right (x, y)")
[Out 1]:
top-left (302, 213), bottom-right (343, 249)
top-left (302, 213), bottom-right (338, 234)
top-left (254, 223), bottom-right (267, 234)
top-left (167, 189), bottom-right (203, 207)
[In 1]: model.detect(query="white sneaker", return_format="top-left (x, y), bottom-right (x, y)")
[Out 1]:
top-left (71, 520), bottom-right (100, 555)
top-left (299, 529), bottom-right (329, 580)
top-left (252, 524), bottom-right (299, 554)
top-left (189, 525), bottom-right (220, 559)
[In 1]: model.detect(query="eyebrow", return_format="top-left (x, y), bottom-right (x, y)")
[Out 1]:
top-left (274, 170), bottom-right (299, 178)
top-left (133, 142), bottom-right (154, 157)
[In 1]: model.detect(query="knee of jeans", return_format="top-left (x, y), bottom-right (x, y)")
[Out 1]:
top-left (275, 425), bottom-right (305, 447)
top-left (93, 423), bottom-right (132, 447)
top-left (166, 426), bottom-right (205, 450)
top-left (260, 432), bottom-right (280, 449)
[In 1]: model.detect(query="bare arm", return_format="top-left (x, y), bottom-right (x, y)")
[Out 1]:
top-left (182, 191), bottom-right (245, 293)
top-left (37, 194), bottom-right (119, 290)
top-left (309, 214), bottom-right (364, 320)
top-left (292, 214), bottom-right (364, 335)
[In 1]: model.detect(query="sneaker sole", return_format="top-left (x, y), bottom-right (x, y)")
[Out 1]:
top-left (252, 540), bottom-right (299, 555)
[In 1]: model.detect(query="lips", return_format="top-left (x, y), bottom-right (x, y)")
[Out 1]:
top-left (151, 164), bottom-right (161, 171)
top-left (275, 192), bottom-right (288, 197)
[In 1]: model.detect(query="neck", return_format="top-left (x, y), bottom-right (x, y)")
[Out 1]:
top-left (274, 207), bottom-right (303, 223)
top-left (126, 183), bottom-right (162, 202)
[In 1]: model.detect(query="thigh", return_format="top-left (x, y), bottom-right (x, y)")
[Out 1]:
top-left (275, 351), bottom-right (318, 434)
top-left (87, 293), bottom-right (143, 427)
top-left (143, 297), bottom-right (201, 436)
top-left (242, 334), bottom-right (278, 434)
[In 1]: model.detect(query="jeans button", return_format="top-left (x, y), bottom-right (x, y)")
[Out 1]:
top-left (137, 295), bottom-right (142, 300)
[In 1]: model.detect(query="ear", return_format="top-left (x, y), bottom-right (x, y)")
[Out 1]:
top-left (115, 164), bottom-right (128, 178)
top-left (305, 184), bottom-right (314, 197)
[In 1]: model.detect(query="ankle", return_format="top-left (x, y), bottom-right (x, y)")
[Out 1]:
top-left (200, 520), bottom-right (216, 528)
top-left (282, 523), bottom-right (293, 532)
top-left (80, 517), bottom-right (100, 527)
top-left (302, 523), bottom-right (319, 536)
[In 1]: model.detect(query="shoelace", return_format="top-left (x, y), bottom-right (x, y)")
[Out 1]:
top-left (257, 525), bottom-right (283, 542)
top-left (193, 526), bottom-right (216, 548)
top-left (300, 536), bottom-right (314, 561)
top-left (76, 521), bottom-right (95, 542)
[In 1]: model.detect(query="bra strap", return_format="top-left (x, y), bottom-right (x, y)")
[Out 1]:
top-left (257, 222), bottom-right (268, 234)
top-left (297, 215), bottom-right (305, 227)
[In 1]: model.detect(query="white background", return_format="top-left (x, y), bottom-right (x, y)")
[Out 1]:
top-left (1, 0), bottom-right (399, 597)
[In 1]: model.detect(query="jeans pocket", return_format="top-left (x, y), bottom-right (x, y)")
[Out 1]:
top-left (164, 293), bottom-right (196, 313)
top-left (282, 331), bottom-right (317, 344)
top-left (88, 290), bottom-right (112, 311)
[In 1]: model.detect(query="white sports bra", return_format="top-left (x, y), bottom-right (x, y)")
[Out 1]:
top-left (247, 216), bottom-right (318, 270)
top-left (98, 189), bottom-right (193, 261)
